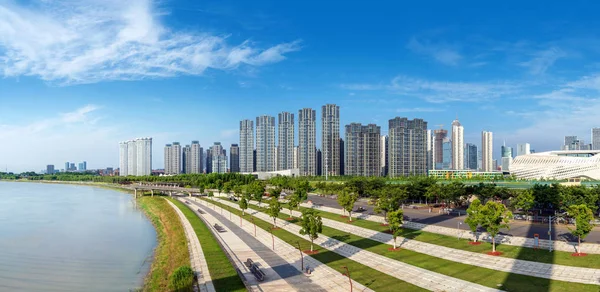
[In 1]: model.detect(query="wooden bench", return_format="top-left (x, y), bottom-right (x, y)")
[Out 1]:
top-left (245, 258), bottom-right (265, 282)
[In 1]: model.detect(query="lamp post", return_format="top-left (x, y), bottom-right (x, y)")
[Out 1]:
top-left (251, 217), bottom-right (257, 237)
top-left (296, 241), bottom-right (304, 271)
top-left (457, 221), bottom-right (463, 240)
top-left (269, 228), bottom-right (275, 250)
top-left (341, 266), bottom-right (352, 292)
top-left (549, 215), bottom-right (553, 252)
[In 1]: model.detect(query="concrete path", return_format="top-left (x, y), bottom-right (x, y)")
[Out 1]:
top-left (182, 197), bottom-right (371, 292)
top-left (166, 199), bottom-right (215, 292)
top-left (211, 197), bottom-right (503, 292)
top-left (243, 199), bottom-right (600, 286)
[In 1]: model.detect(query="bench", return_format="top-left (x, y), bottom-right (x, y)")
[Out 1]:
top-left (245, 258), bottom-right (265, 282)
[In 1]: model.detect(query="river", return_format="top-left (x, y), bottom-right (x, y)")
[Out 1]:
top-left (0, 181), bottom-right (157, 291)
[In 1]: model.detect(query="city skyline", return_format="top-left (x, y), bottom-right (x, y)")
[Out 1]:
top-left (4, 1), bottom-right (600, 172)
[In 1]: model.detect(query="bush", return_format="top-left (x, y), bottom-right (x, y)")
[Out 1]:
top-left (169, 266), bottom-right (195, 292)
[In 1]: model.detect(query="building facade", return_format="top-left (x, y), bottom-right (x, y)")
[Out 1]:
top-left (465, 143), bottom-right (478, 170)
top-left (433, 129), bottom-right (448, 170)
top-left (164, 142), bottom-right (182, 175)
top-left (239, 119), bottom-right (255, 173)
top-left (211, 142), bottom-right (228, 174)
top-left (481, 131), bottom-right (493, 172)
top-left (442, 139), bottom-right (451, 170)
top-left (183, 144), bottom-right (192, 174)
top-left (451, 119), bottom-right (464, 170)
top-left (256, 115), bottom-right (276, 172)
top-left (516, 143), bottom-right (531, 157)
top-left (511, 150), bottom-right (600, 180)
top-left (593, 128), bottom-right (600, 150)
top-left (298, 108), bottom-right (317, 176)
top-left (380, 135), bottom-right (388, 176)
top-left (205, 149), bottom-right (212, 173)
top-left (119, 138), bottom-right (152, 176)
top-left (426, 130), bottom-right (434, 171)
top-left (277, 112), bottom-right (295, 170)
top-left (322, 104), bottom-right (340, 176)
top-left (344, 123), bottom-right (381, 176)
top-left (46, 165), bottom-right (54, 174)
top-left (230, 144), bottom-right (240, 173)
top-left (388, 117), bottom-right (428, 177)
top-left (190, 141), bottom-right (203, 174)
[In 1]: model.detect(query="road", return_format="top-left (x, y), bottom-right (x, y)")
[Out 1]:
top-left (307, 194), bottom-right (600, 244)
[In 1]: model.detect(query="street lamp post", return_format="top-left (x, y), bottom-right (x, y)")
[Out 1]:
top-left (296, 241), bottom-right (304, 271)
top-left (341, 266), bottom-right (352, 292)
top-left (269, 228), bottom-right (275, 250)
top-left (457, 222), bottom-right (463, 240)
top-left (549, 215), bottom-right (553, 252)
top-left (252, 217), bottom-right (257, 237)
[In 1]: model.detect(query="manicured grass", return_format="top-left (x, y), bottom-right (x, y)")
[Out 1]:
top-left (138, 196), bottom-right (191, 292)
top-left (296, 204), bottom-right (600, 269)
top-left (169, 198), bottom-right (246, 292)
top-left (199, 198), bottom-right (426, 292)
top-left (241, 200), bottom-right (600, 292)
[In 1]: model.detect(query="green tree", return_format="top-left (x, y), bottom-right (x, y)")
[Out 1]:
top-left (239, 196), bottom-right (248, 215)
top-left (465, 199), bottom-right (483, 242)
top-left (479, 201), bottom-right (513, 253)
top-left (336, 190), bottom-right (349, 216)
top-left (267, 196), bottom-right (282, 228)
top-left (299, 208), bottom-right (323, 252)
top-left (343, 190), bottom-right (359, 222)
top-left (222, 182), bottom-right (232, 196)
top-left (387, 209), bottom-right (404, 249)
top-left (287, 193), bottom-right (301, 218)
top-left (233, 185), bottom-right (243, 198)
top-left (249, 181), bottom-right (266, 207)
top-left (374, 188), bottom-right (395, 224)
top-left (511, 189), bottom-right (535, 214)
top-left (425, 183), bottom-right (441, 205)
top-left (270, 187), bottom-right (282, 199)
top-left (567, 204), bottom-right (594, 254)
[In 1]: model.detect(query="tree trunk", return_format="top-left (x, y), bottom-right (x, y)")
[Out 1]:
top-left (578, 236), bottom-right (581, 254)
top-left (492, 236), bottom-right (496, 252)
top-left (290, 209), bottom-right (293, 217)
top-left (242, 209), bottom-right (245, 215)
top-left (274, 217), bottom-right (277, 228)
top-left (311, 240), bottom-right (314, 252)
top-left (393, 237), bottom-right (396, 249)
top-left (349, 210), bottom-right (352, 222)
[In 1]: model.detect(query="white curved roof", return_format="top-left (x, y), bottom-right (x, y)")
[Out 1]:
top-left (510, 150), bottom-right (600, 180)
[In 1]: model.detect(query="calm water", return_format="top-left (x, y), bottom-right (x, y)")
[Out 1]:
top-left (0, 182), bottom-right (157, 292)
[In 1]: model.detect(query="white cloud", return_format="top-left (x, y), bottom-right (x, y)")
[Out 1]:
top-left (406, 37), bottom-right (462, 66)
top-left (0, 0), bottom-right (301, 84)
top-left (395, 107), bottom-right (444, 113)
top-left (519, 47), bottom-right (566, 75)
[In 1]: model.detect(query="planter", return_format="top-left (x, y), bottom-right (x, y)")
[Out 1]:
top-left (468, 241), bottom-right (482, 245)
top-left (487, 251), bottom-right (503, 256)
top-left (303, 250), bottom-right (319, 255)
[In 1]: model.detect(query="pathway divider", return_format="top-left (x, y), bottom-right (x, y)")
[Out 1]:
top-left (165, 199), bottom-right (216, 292)
top-left (184, 197), bottom-right (373, 292)
top-left (244, 199), bottom-right (600, 285)
top-left (210, 197), bottom-right (503, 292)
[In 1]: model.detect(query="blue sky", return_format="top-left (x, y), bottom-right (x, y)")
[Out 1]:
top-left (1, 0), bottom-right (600, 172)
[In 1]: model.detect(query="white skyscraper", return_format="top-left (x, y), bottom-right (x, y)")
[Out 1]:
top-left (380, 135), bottom-right (388, 176)
top-left (298, 108), bottom-right (317, 176)
top-left (164, 142), bottom-right (182, 175)
top-left (481, 131), bottom-right (493, 171)
top-left (256, 115), bottom-right (275, 172)
top-left (516, 143), bottom-right (531, 157)
top-left (211, 142), bottom-right (227, 174)
top-left (451, 119), bottom-right (464, 170)
top-left (119, 138), bottom-right (152, 176)
top-left (119, 142), bottom-right (128, 176)
top-left (127, 140), bottom-right (137, 176)
top-left (592, 128), bottom-right (600, 150)
top-left (191, 141), bottom-right (203, 174)
top-left (136, 138), bottom-right (152, 176)
top-left (426, 130), bottom-right (434, 171)
top-left (239, 119), bottom-right (254, 173)
top-left (277, 112), bottom-right (295, 170)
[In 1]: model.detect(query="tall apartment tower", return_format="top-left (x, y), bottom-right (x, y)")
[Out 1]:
top-left (127, 140), bottom-right (137, 176)
top-left (380, 135), bottom-right (388, 176)
top-left (516, 143), bottom-right (530, 157)
top-left (230, 144), bottom-right (240, 173)
top-left (339, 138), bottom-right (345, 175)
top-left (119, 142), bottom-right (128, 176)
top-left (451, 119), bottom-right (464, 170)
top-left (119, 138), bottom-right (152, 176)
top-left (322, 104), bottom-right (340, 177)
top-left (388, 117), bottom-right (428, 177)
top-left (592, 128), bottom-right (600, 150)
top-left (345, 123), bottom-right (381, 176)
top-left (239, 119), bottom-right (255, 173)
top-left (164, 142), bottom-right (182, 175)
top-left (433, 129), bottom-right (448, 169)
top-left (298, 108), bottom-right (317, 176)
top-left (256, 115), bottom-right (275, 172)
top-left (190, 141), bottom-right (203, 174)
top-left (293, 146), bottom-right (299, 169)
top-left (211, 142), bottom-right (227, 174)
top-left (481, 131), bottom-right (493, 172)
top-left (182, 144), bottom-right (192, 174)
top-left (465, 143), bottom-right (478, 170)
top-left (205, 149), bottom-right (212, 173)
top-left (426, 130), bottom-right (434, 171)
top-left (564, 136), bottom-right (578, 150)
top-left (136, 138), bottom-right (152, 176)
top-left (277, 112), bottom-right (295, 170)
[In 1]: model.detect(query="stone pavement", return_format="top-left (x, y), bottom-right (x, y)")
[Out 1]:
top-left (301, 202), bottom-right (600, 255)
top-left (213, 197), bottom-right (503, 292)
top-left (166, 199), bottom-right (215, 292)
top-left (182, 197), bottom-right (371, 292)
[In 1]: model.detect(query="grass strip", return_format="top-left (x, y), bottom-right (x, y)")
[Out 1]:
top-left (138, 196), bottom-right (191, 292)
top-left (242, 199), bottom-right (600, 292)
top-left (199, 198), bottom-right (426, 292)
top-left (170, 198), bottom-right (246, 292)
top-left (296, 203), bottom-right (600, 269)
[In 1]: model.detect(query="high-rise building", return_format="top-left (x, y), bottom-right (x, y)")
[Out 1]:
top-left (277, 112), bottom-right (295, 170)
top-left (190, 141), bottom-right (203, 174)
top-left (433, 129), bottom-right (448, 169)
top-left (380, 135), bottom-right (388, 176)
top-left (274, 146), bottom-right (278, 171)
top-left (316, 149), bottom-right (322, 176)
top-left (564, 136), bottom-right (578, 150)
top-left (256, 115), bottom-right (275, 172)
top-left (298, 108), bottom-right (317, 176)
top-left (516, 143), bottom-right (531, 157)
top-left (253, 150), bottom-right (257, 172)
top-left (164, 142), bottom-right (182, 175)
top-left (481, 131), bottom-right (493, 172)
top-left (293, 146), bottom-right (299, 169)
top-left (64, 162), bottom-right (70, 172)
top-left (239, 119), bottom-right (254, 173)
top-left (592, 128), bottom-right (600, 150)
top-left (183, 144), bottom-right (192, 174)
top-left (230, 144), bottom-right (240, 173)
top-left (426, 130), bottom-right (434, 171)
top-left (388, 117), bottom-right (428, 177)
top-left (211, 142), bottom-right (228, 174)
top-left (451, 119), bottom-right (464, 170)
top-left (46, 165), bottom-right (55, 174)
top-left (322, 104), bottom-right (340, 176)
top-left (206, 149), bottom-right (212, 173)
top-left (501, 142), bottom-right (513, 172)
top-left (70, 163), bottom-right (75, 171)
top-left (345, 123), bottom-right (381, 176)
top-left (119, 138), bottom-right (152, 176)
top-left (78, 162), bottom-right (87, 171)
top-left (464, 143), bottom-right (477, 170)
top-left (442, 139), bottom-right (451, 170)
top-left (339, 138), bottom-right (345, 176)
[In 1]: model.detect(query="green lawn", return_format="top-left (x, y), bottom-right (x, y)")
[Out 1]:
top-left (199, 198), bottom-right (425, 292)
top-left (169, 198), bottom-right (246, 292)
top-left (237, 199), bottom-right (600, 292)
top-left (295, 204), bottom-right (600, 269)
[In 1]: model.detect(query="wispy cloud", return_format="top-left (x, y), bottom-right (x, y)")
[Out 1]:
top-left (0, 0), bottom-right (301, 84)
top-left (519, 47), bottom-right (566, 75)
top-left (395, 107), bottom-right (444, 113)
top-left (406, 37), bottom-right (462, 66)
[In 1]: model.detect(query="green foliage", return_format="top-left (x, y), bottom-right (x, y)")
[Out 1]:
top-left (373, 185), bottom-right (405, 220)
top-left (479, 201), bottom-right (513, 252)
top-left (169, 266), bottom-right (194, 292)
top-left (567, 204), bottom-right (594, 241)
top-left (465, 199), bottom-right (482, 235)
top-left (270, 187), bottom-right (282, 199)
top-left (248, 181), bottom-right (265, 205)
top-left (298, 208), bottom-right (323, 251)
top-left (239, 197), bottom-right (248, 214)
top-left (337, 189), bottom-right (359, 219)
top-left (387, 209), bottom-right (404, 248)
top-left (511, 189), bottom-right (535, 212)
top-left (287, 193), bottom-right (301, 216)
top-left (267, 196), bottom-right (282, 227)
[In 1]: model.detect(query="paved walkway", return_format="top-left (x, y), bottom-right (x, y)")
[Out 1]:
top-left (240, 199), bottom-right (600, 285)
top-left (182, 197), bottom-right (371, 292)
top-left (166, 199), bottom-right (215, 292)
top-left (212, 197), bottom-right (503, 292)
